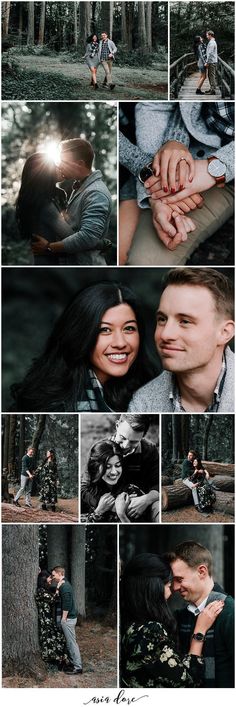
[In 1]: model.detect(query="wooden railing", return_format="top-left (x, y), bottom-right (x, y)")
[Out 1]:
top-left (170, 52), bottom-right (235, 99)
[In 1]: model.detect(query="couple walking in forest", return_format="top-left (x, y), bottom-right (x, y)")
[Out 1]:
top-left (194, 30), bottom-right (218, 95)
top-left (36, 566), bottom-right (82, 675)
top-left (13, 446), bottom-right (58, 512)
top-left (84, 30), bottom-right (117, 90)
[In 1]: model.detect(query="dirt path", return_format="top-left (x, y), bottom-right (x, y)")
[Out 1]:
top-left (3, 54), bottom-right (168, 100)
top-left (2, 496), bottom-right (78, 523)
top-left (2, 620), bottom-right (117, 689)
top-left (162, 506), bottom-right (234, 523)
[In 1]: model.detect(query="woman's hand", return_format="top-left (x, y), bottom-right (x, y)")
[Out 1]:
top-left (95, 493), bottom-right (115, 516)
top-left (150, 141), bottom-right (195, 192)
top-left (151, 200), bottom-right (196, 251)
top-left (115, 492), bottom-right (131, 523)
top-left (195, 600), bottom-right (224, 634)
top-left (160, 159), bottom-right (216, 204)
top-left (32, 235), bottom-right (48, 254)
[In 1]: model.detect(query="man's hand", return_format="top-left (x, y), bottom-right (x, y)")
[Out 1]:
top-left (147, 141), bottom-right (195, 192)
top-left (32, 235), bottom-right (48, 254)
top-left (127, 495), bottom-right (149, 519)
top-left (95, 493), bottom-right (115, 516)
top-left (151, 200), bottom-right (196, 251)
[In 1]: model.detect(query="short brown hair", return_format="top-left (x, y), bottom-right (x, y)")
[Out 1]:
top-left (52, 566), bottom-right (65, 575)
top-left (173, 541), bottom-right (213, 576)
top-left (61, 138), bottom-right (94, 168)
top-left (207, 30), bottom-right (215, 37)
top-left (118, 414), bottom-right (150, 435)
top-left (162, 267), bottom-right (234, 320)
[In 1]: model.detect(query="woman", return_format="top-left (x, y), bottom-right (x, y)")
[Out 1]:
top-left (16, 152), bottom-right (74, 265)
top-left (191, 456), bottom-right (216, 513)
top-left (84, 33), bottom-right (99, 89)
top-left (11, 282), bottom-right (156, 412)
top-left (35, 570), bottom-right (71, 669)
top-left (193, 36), bottom-right (207, 95)
top-left (81, 440), bottom-right (146, 523)
top-left (37, 449), bottom-right (58, 512)
top-left (120, 553), bottom-right (224, 688)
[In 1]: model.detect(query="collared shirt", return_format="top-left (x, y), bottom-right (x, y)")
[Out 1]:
top-left (187, 597), bottom-right (208, 616)
top-left (169, 354), bottom-right (227, 412)
top-left (204, 102), bottom-right (234, 145)
top-left (100, 40), bottom-right (110, 61)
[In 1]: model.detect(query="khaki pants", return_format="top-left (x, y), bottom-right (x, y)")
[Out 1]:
top-left (127, 184), bottom-right (234, 266)
top-left (208, 63), bottom-right (217, 91)
top-left (101, 59), bottom-right (113, 84)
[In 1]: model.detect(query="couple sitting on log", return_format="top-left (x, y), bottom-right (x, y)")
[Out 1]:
top-left (182, 450), bottom-right (216, 513)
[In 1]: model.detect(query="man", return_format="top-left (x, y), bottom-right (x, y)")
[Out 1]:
top-left (128, 268), bottom-right (235, 412)
top-left (51, 566), bottom-right (83, 676)
top-left (181, 449), bottom-right (202, 512)
top-left (170, 541), bottom-right (234, 687)
top-left (205, 31), bottom-right (218, 95)
top-left (32, 138), bottom-right (112, 265)
top-left (13, 446), bottom-right (35, 507)
top-left (98, 31), bottom-right (117, 90)
top-left (119, 101), bottom-right (234, 264)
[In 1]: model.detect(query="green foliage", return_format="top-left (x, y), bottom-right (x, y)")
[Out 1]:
top-left (170, 1), bottom-right (235, 63)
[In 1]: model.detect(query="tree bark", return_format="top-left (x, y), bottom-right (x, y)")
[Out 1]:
top-left (162, 482), bottom-right (192, 510)
top-left (31, 415), bottom-right (46, 454)
top-left (27, 1), bottom-right (34, 46)
top-left (3, 414), bottom-right (10, 470)
top-left (202, 416), bottom-right (214, 460)
top-left (18, 1), bottom-right (23, 46)
top-left (38, 1), bottom-right (46, 45)
top-left (2, 525), bottom-right (46, 679)
top-left (19, 414), bottom-right (25, 462)
top-left (71, 526), bottom-right (86, 618)
top-left (138, 1), bottom-right (147, 50)
top-left (121, 2), bottom-right (128, 46)
top-left (146, 1), bottom-right (152, 52)
top-left (2, 1), bottom-right (11, 36)
top-left (79, 1), bottom-right (91, 45)
top-left (74, 1), bottom-right (78, 48)
top-left (47, 526), bottom-right (70, 576)
top-left (203, 461), bottom-right (235, 476)
top-left (8, 415), bottom-right (17, 478)
top-left (162, 475), bottom-right (174, 486)
top-left (210, 475), bottom-right (234, 493)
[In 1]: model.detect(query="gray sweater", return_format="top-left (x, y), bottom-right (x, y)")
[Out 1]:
top-left (128, 346), bottom-right (235, 413)
top-left (60, 170), bottom-right (112, 265)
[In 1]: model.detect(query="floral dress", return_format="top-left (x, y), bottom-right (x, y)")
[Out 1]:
top-left (35, 588), bottom-right (69, 664)
top-left (190, 470), bottom-right (216, 511)
top-left (121, 620), bottom-right (204, 688)
top-left (37, 460), bottom-right (58, 508)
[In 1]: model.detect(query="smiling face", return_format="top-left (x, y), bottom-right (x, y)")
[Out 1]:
top-left (114, 420), bottom-right (144, 454)
top-left (171, 559), bottom-right (207, 604)
top-left (155, 284), bottom-right (230, 375)
top-left (90, 303), bottom-right (140, 384)
top-left (102, 454), bottom-right (123, 485)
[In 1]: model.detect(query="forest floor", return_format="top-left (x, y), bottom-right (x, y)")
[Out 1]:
top-left (2, 620), bottom-right (117, 688)
top-left (2, 495), bottom-right (79, 523)
top-left (2, 54), bottom-right (168, 100)
top-left (162, 506), bottom-right (234, 523)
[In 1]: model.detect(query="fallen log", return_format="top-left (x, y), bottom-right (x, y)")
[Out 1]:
top-left (162, 483), bottom-right (192, 510)
top-left (201, 462), bottom-right (234, 477)
top-left (210, 475), bottom-right (234, 493)
top-left (162, 475), bottom-right (173, 486)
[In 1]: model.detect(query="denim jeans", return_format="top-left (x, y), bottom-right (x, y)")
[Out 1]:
top-left (15, 474), bottom-right (33, 503)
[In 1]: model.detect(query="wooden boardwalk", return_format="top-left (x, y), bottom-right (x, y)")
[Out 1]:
top-left (178, 71), bottom-right (222, 100)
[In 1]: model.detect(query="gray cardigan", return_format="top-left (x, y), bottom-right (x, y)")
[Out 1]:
top-left (60, 170), bottom-right (112, 265)
top-left (119, 102), bottom-right (234, 208)
top-left (128, 346), bottom-right (235, 413)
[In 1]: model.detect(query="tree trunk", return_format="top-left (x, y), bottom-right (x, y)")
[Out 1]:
top-left (79, 1), bottom-right (91, 45)
top-left (100, 1), bottom-right (114, 38)
top-left (210, 475), bottom-right (234, 493)
top-left (3, 414), bottom-right (10, 469)
top-left (8, 415), bottom-right (17, 478)
top-left (31, 415), bottom-right (46, 454)
top-left (202, 416), bottom-right (214, 460)
top-left (19, 414), bottom-right (25, 462)
top-left (203, 461), bottom-right (235, 476)
top-left (74, 1), bottom-right (78, 48)
top-left (38, 1), bottom-right (46, 45)
top-left (214, 491), bottom-right (234, 516)
top-left (18, 1), bottom-right (23, 47)
top-left (27, 1), bottom-right (34, 46)
top-left (2, 526), bottom-right (46, 679)
top-left (138, 1), bottom-right (147, 50)
top-left (103, 571), bottom-right (117, 628)
top-left (162, 482), bottom-right (192, 510)
top-left (47, 526), bottom-right (70, 576)
top-left (181, 415), bottom-right (190, 456)
top-left (71, 526), bottom-right (86, 618)
top-left (162, 475), bottom-right (174, 486)
top-left (171, 415), bottom-right (181, 462)
top-left (146, 1), bottom-right (152, 51)
top-left (2, 1), bottom-right (11, 36)
top-left (121, 2), bottom-right (128, 46)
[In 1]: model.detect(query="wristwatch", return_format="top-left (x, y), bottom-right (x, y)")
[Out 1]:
top-left (207, 156), bottom-right (226, 187)
top-left (192, 632), bottom-right (206, 642)
top-left (138, 162), bottom-right (154, 184)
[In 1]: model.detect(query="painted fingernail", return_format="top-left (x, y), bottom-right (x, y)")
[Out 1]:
top-left (180, 184), bottom-right (184, 190)
top-left (171, 187), bottom-right (176, 194)
top-left (163, 186), bottom-right (168, 193)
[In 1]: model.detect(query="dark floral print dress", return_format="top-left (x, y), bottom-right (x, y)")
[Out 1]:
top-left (35, 588), bottom-right (69, 664)
top-left (37, 460), bottom-right (58, 508)
top-left (121, 620), bottom-right (204, 688)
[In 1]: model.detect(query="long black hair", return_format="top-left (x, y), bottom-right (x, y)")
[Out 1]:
top-left (120, 553), bottom-right (177, 639)
top-left (87, 440), bottom-right (123, 483)
top-left (193, 35), bottom-right (203, 59)
top-left (16, 152), bottom-right (66, 240)
top-left (11, 282), bottom-right (157, 412)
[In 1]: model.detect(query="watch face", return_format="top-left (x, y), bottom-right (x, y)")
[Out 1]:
top-left (193, 632), bottom-right (205, 641)
top-left (139, 165), bottom-right (154, 183)
top-left (208, 159), bottom-right (226, 178)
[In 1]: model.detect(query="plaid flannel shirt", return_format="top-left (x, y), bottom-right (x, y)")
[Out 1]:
top-left (169, 354), bottom-right (227, 413)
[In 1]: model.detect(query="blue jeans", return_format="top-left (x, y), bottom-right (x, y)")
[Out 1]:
top-left (61, 618), bottom-right (82, 669)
